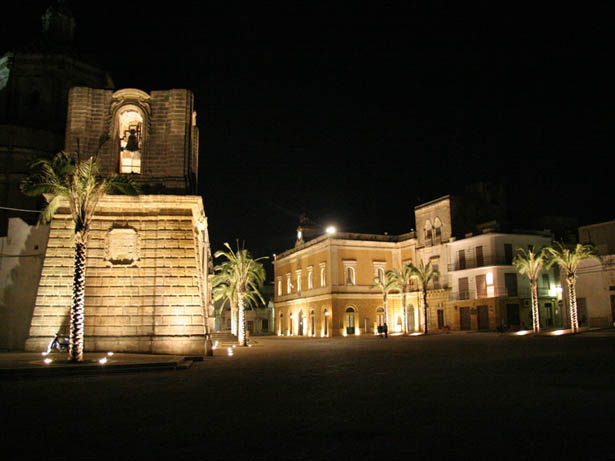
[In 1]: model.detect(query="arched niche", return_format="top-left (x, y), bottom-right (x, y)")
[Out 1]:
top-left (109, 89), bottom-right (151, 175)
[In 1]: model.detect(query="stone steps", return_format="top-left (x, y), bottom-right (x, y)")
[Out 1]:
top-left (211, 331), bottom-right (237, 347)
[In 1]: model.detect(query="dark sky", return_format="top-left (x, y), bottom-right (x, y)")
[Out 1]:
top-left (4, 2), bottom-right (612, 264)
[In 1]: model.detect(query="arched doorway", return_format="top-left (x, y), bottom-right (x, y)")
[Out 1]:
top-left (298, 310), bottom-right (304, 336)
top-left (346, 307), bottom-right (356, 335)
top-left (288, 313), bottom-right (293, 336)
top-left (310, 310), bottom-right (315, 336)
top-left (323, 309), bottom-right (329, 336)
top-left (376, 307), bottom-right (385, 329)
top-left (408, 304), bottom-right (416, 332)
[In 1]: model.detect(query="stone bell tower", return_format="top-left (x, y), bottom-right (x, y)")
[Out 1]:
top-left (64, 87), bottom-right (199, 194)
top-left (25, 87), bottom-right (212, 356)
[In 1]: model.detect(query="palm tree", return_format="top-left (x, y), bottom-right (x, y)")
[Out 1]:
top-left (212, 242), bottom-right (267, 346)
top-left (544, 242), bottom-right (600, 333)
top-left (211, 276), bottom-right (238, 334)
top-left (372, 271), bottom-right (397, 330)
top-left (212, 266), bottom-right (263, 337)
top-left (388, 265), bottom-right (415, 334)
top-left (21, 149), bottom-right (139, 362)
top-left (409, 259), bottom-right (440, 335)
top-left (513, 247), bottom-right (546, 333)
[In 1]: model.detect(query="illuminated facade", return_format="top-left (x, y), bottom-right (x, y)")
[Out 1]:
top-left (447, 231), bottom-right (561, 330)
top-left (274, 195), bottom-right (561, 335)
top-left (573, 221), bottom-right (615, 328)
top-left (24, 86), bottom-right (212, 355)
top-left (274, 232), bottom-right (421, 337)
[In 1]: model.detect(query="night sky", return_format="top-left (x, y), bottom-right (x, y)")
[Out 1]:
top-left (4, 2), bottom-right (612, 267)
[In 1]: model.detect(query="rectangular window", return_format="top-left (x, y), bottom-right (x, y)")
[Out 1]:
top-left (320, 263), bottom-right (326, 287)
top-left (432, 263), bottom-right (440, 289)
top-left (459, 277), bottom-right (469, 300)
top-left (261, 319), bottom-right (269, 331)
top-left (504, 243), bottom-right (513, 265)
top-left (476, 274), bottom-right (487, 298)
top-left (296, 270), bottom-right (302, 292)
top-left (277, 279), bottom-right (282, 296)
top-left (458, 250), bottom-right (466, 270)
top-left (286, 274), bottom-right (292, 294)
top-left (475, 246), bottom-right (484, 267)
top-left (505, 273), bottom-right (518, 297)
top-left (373, 262), bottom-right (386, 282)
top-left (437, 309), bottom-right (445, 329)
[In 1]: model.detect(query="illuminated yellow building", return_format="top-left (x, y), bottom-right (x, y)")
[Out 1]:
top-left (274, 194), bottom-right (559, 336)
top-left (274, 231), bottom-right (421, 337)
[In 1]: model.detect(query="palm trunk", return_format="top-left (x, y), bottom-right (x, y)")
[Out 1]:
top-left (567, 277), bottom-right (579, 334)
top-left (530, 280), bottom-right (540, 333)
top-left (238, 293), bottom-right (247, 346)
top-left (402, 290), bottom-right (408, 334)
top-left (69, 241), bottom-right (87, 362)
top-left (231, 302), bottom-right (237, 335)
top-left (383, 293), bottom-right (389, 326)
top-left (423, 285), bottom-right (429, 335)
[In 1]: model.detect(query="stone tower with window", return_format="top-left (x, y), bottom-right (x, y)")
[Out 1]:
top-left (25, 86), bottom-right (212, 356)
top-left (64, 87), bottom-right (199, 194)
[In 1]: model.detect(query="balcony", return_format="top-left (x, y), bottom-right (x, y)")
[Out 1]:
top-left (448, 254), bottom-right (511, 272)
top-left (448, 286), bottom-right (555, 301)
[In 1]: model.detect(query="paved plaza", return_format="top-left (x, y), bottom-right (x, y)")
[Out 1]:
top-left (2, 331), bottom-right (615, 459)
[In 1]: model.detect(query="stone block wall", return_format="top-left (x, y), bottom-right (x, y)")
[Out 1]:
top-left (25, 195), bottom-right (209, 355)
top-left (64, 87), bottom-right (198, 194)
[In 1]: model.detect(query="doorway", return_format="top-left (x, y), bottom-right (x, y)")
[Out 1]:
top-left (346, 307), bottom-right (356, 335)
top-left (460, 307), bottom-right (471, 330)
top-left (298, 311), bottom-right (304, 336)
top-left (477, 305), bottom-right (489, 330)
top-left (507, 304), bottom-right (520, 329)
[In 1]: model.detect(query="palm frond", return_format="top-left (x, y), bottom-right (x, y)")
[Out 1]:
top-left (513, 247), bottom-right (545, 281)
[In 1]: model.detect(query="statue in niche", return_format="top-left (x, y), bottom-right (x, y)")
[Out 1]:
top-left (119, 110), bottom-right (143, 174)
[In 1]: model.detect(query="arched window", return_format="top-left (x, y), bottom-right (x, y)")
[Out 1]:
top-left (118, 106), bottom-right (144, 174)
top-left (346, 266), bottom-right (356, 285)
top-left (424, 220), bottom-right (433, 245)
top-left (110, 89), bottom-right (151, 176)
top-left (377, 267), bottom-right (385, 282)
top-left (433, 217), bottom-right (442, 242)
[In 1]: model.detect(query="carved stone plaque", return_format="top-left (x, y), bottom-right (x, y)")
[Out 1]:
top-left (105, 227), bottom-right (139, 266)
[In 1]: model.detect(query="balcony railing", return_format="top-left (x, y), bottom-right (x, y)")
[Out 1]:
top-left (449, 286), bottom-right (555, 301)
top-left (448, 254), bottom-right (512, 271)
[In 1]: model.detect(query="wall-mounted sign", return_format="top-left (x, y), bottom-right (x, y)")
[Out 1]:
top-left (105, 227), bottom-right (139, 266)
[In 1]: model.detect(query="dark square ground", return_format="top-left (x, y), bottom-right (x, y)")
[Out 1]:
top-left (3, 332), bottom-right (614, 459)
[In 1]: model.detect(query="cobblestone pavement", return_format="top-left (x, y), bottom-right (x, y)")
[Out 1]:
top-left (2, 331), bottom-right (614, 459)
